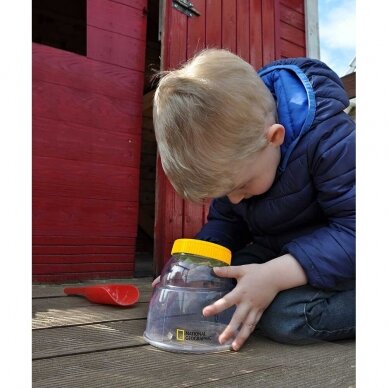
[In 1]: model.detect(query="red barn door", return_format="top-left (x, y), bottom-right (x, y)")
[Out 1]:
top-left (154, 0), bottom-right (306, 273)
top-left (32, 0), bottom-right (147, 282)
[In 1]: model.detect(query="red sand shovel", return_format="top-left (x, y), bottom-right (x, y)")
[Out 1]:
top-left (64, 284), bottom-right (140, 307)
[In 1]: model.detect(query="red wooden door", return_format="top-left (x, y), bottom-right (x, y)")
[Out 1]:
top-left (154, 0), bottom-right (306, 273)
top-left (32, 0), bottom-right (147, 282)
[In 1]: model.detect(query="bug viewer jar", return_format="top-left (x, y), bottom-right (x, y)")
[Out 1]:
top-left (143, 239), bottom-right (237, 353)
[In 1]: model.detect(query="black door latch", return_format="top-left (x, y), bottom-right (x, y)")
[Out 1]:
top-left (172, 0), bottom-right (200, 17)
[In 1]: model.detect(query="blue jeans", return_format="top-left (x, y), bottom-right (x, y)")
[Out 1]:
top-left (232, 243), bottom-right (355, 345)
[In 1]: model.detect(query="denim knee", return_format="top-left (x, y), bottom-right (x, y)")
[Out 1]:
top-left (257, 286), bottom-right (355, 345)
top-left (258, 288), bottom-right (312, 345)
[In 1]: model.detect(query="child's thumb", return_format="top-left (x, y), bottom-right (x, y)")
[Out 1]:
top-left (213, 265), bottom-right (240, 279)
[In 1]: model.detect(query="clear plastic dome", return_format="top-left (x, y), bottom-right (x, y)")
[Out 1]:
top-left (144, 251), bottom-right (237, 353)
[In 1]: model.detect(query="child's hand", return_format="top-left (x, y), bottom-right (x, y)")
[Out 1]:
top-left (202, 263), bottom-right (280, 351)
top-left (202, 254), bottom-right (307, 351)
top-left (152, 276), bottom-right (161, 288)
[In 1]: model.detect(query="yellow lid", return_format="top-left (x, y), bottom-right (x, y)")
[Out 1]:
top-left (171, 239), bottom-right (231, 265)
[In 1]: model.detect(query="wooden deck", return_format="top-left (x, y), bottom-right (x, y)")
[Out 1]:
top-left (32, 278), bottom-right (355, 387)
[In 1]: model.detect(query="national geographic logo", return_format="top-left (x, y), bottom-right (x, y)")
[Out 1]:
top-left (176, 328), bottom-right (211, 341)
top-left (176, 329), bottom-right (185, 341)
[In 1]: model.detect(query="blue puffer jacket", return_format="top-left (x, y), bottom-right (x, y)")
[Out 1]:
top-left (196, 57), bottom-right (355, 289)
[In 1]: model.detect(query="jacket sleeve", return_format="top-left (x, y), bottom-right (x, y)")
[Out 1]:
top-left (195, 196), bottom-right (252, 252)
top-left (282, 115), bottom-right (355, 289)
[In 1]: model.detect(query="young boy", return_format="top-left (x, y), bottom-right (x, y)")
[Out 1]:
top-left (152, 49), bottom-right (355, 351)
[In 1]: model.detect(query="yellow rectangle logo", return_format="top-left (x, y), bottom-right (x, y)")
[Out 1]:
top-left (176, 329), bottom-right (185, 341)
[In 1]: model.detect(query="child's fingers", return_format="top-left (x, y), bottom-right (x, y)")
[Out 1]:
top-left (152, 276), bottom-right (161, 288)
top-left (202, 287), bottom-right (239, 317)
top-left (213, 265), bottom-right (243, 279)
top-left (218, 304), bottom-right (249, 344)
top-left (232, 310), bottom-right (263, 351)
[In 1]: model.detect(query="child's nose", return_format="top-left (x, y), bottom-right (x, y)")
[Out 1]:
top-left (227, 193), bottom-right (244, 204)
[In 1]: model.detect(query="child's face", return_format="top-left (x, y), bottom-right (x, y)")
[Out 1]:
top-left (225, 124), bottom-right (284, 204)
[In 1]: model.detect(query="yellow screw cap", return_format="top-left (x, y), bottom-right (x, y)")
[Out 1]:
top-left (171, 239), bottom-right (231, 265)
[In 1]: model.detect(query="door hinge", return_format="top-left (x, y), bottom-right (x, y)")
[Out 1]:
top-left (172, 0), bottom-right (200, 17)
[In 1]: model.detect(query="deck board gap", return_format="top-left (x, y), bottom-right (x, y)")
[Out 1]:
top-left (33, 343), bottom-right (149, 361)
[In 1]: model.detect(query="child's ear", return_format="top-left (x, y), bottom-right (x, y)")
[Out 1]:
top-left (266, 124), bottom-right (285, 146)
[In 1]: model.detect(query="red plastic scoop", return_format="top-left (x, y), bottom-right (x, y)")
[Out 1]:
top-left (64, 284), bottom-right (140, 307)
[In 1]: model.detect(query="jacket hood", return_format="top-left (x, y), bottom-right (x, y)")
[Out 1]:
top-left (258, 57), bottom-right (349, 171)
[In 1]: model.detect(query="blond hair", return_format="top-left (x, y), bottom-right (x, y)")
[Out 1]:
top-left (153, 49), bottom-right (276, 202)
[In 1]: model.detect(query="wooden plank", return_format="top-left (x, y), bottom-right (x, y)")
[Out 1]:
top-left (110, 0), bottom-right (147, 10)
top-left (154, 1), bottom-right (186, 273)
top-left (32, 296), bottom-right (139, 310)
top-left (341, 72), bottom-right (356, 100)
top-left (160, 0), bottom-right (171, 71)
top-left (205, 0), bottom-right (221, 48)
top-left (33, 245), bottom-right (134, 255)
top-left (33, 156), bottom-right (139, 202)
top-left (280, 21), bottom-right (305, 47)
top-left (280, 3), bottom-right (305, 30)
top-left (32, 43), bottom-right (143, 101)
top-left (183, 1), bottom-right (206, 239)
top-left (166, 1), bottom-right (187, 68)
top-left (183, 200), bottom-right (204, 238)
top-left (236, 0), bottom-right (250, 62)
top-left (32, 299), bottom-right (149, 329)
top-left (280, 38), bottom-right (305, 58)
top-left (262, 0), bottom-right (276, 65)
top-left (87, 0), bottom-right (146, 40)
top-left (222, 0), bottom-right (237, 52)
top-left (33, 236), bottom-right (135, 246)
top-left (249, 0), bottom-right (263, 69)
top-left (187, 0), bottom-right (206, 59)
top-left (33, 253), bottom-right (134, 264)
top-left (87, 26), bottom-right (146, 71)
top-left (280, 0), bottom-right (304, 15)
top-left (33, 116), bottom-right (141, 168)
top-left (32, 196), bottom-right (138, 237)
top-left (274, 0), bottom-right (281, 59)
top-left (33, 80), bottom-right (142, 135)
top-left (191, 359), bottom-right (355, 387)
top-left (32, 320), bottom-right (148, 360)
top-left (33, 262), bottom-right (134, 275)
top-left (163, 180), bottom-right (184, 265)
top-left (33, 272), bottom-right (137, 283)
top-left (32, 338), bottom-right (355, 387)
